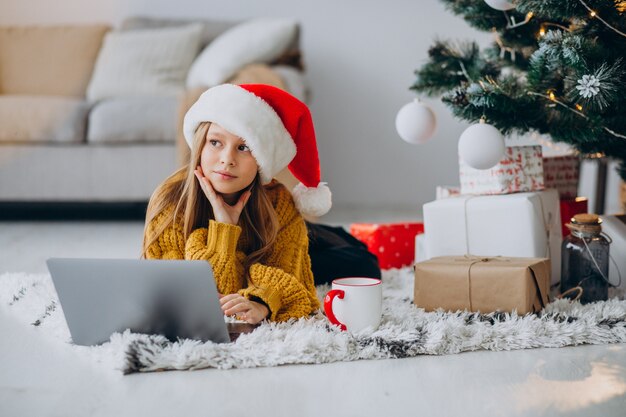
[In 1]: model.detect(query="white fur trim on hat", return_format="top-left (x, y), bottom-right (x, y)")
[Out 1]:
top-left (183, 84), bottom-right (297, 184)
top-left (291, 182), bottom-right (332, 217)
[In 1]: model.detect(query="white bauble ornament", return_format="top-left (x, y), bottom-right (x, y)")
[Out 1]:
top-left (458, 121), bottom-right (505, 169)
top-left (395, 99), bottom-right (437, 144)
top-left (484, 0), bottom-right (515, 11)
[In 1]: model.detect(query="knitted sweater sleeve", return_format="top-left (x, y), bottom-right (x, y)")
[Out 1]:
top-left (144, 209), bottom-right (186, 260)
top-left (184, 221), bottom-right (245, 296)
top-left (238, 188), bottom-right (321, 322)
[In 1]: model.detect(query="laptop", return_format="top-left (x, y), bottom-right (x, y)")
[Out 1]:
top-left (47, 258), bottom-right (257, 346)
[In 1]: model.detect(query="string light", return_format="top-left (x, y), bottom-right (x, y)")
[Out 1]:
top-left (575, 104), bottom-right (583, 111)
top-left (479, 74), bottom-right (626, 142)
top-left (527, 91), bottom-right (626, 140)
top-left (504, 10), bottom-right (534, 29)
top-left (579, 0), bottom-right (626, 38)
top-left (493, 31), bottom-right (517, 61)
top-left (539, 26), bottom-right (546, 37)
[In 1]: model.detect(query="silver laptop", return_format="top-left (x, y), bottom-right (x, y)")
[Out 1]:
top-left (47, 258), bottom-right (235, 346)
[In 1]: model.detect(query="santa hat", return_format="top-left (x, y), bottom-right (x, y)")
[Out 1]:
top-left (183, 83), bottom-right (332, 217)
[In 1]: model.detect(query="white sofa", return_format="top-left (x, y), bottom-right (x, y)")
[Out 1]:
top-left (0, 17), bottom-right (308, 210)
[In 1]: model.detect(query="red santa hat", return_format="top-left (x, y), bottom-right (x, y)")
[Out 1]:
top-left (183, 83), bottom-right (332, 217)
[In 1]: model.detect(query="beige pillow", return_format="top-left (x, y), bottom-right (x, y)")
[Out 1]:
top-left (226, 63), bottom-right (287, 90)
top-left (0, 24), bottom-right (110, 96)
top-left (86, 24), bottom-right (203, 101)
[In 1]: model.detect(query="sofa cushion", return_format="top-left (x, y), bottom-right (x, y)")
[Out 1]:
top-left (0, 96), bottom-right (88, 143)
top-left (0, 24), bottom-right (110, 96)
top-left (0, 144), bottom-right (176, 201)
top-left (87, 96), bottom-right (178, 144)
top-left (121, 16), bottom-right (303, 73)
top-left (186, 18), bottom-right (298, 88)
top-left (86, 24), bottom-right (203, 101)
top-left (120, 16), bottom-right (237, 51)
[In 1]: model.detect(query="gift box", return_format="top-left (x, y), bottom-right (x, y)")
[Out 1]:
top-left (414, 256), bottom-right (551, 314)
top-left (414, 233), bottom-right (427, 264)
top-left (436, 185), bottom-right (461, 200)
top-left (422, 189), bottom-right (562, 286)
top-left (460, 145), bottom-right (545, 195)
top-left (602, 215), bottom-right (626, 293)
top-left (543, 154), bottom-right (580, 199)
top-left (560, 197), bottom-right (588, 237)
top-left (350, 222), bottom-right (424, 269)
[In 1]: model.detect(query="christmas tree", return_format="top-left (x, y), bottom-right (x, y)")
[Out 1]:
top-left (411, 0), bottom-right (626, 179)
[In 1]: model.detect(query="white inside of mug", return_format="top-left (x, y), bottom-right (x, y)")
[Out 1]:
top-left (332, 277), bottom-right (381, 287)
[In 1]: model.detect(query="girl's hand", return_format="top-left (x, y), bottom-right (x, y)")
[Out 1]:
top-left (194, 166), bottom-right (251, 225)
top-left (219, 293), bottom-right (270, 324)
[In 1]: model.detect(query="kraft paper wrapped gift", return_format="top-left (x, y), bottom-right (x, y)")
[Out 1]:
top-left (422, 189), bottom-right (562, 286)
top-left (460, 145), bottom-right (545, 195)
top-left (414, 256), bottom-right (551, 314)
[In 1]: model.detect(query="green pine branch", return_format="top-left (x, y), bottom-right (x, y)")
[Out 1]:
top-left (411, 0), bottom-right (626, 180)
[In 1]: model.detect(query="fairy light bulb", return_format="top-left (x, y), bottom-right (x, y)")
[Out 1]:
top-left (575, 104), bottom-right (583, 111)
top-left (590, 10), bottom-right (597, 17)
top-left (539, 26), bottom-right (546, 37)
top-left (549, 91), bottom-right (556, 100)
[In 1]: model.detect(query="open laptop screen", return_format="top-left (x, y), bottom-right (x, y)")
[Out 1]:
top-left (47, 258), bottom-right (231, 346)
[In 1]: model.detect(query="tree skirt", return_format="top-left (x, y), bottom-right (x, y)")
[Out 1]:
top-left (1, 269), bottom-right (625, 374)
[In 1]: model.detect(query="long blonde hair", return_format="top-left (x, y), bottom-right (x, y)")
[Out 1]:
top-left (141, 122), bottom-right (280, 286)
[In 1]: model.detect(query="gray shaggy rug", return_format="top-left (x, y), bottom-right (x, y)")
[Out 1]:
top-left (1, 268), bottom-right (625, 374)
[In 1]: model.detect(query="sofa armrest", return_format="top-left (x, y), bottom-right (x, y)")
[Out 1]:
top-left (175, 63), bottom-right (290, 167)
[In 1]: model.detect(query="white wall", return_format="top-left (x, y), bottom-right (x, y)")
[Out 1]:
top-left (1, 0), bottom-right (621, 214)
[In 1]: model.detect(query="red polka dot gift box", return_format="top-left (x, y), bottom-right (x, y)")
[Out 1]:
top-left (349, 223), bottom-right (425, 270)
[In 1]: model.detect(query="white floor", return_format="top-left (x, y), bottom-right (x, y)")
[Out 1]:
top-left (1, 210), bottom-right (626, 417)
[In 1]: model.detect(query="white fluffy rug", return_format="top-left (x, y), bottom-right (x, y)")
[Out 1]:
top-left (1, 269), bottom-right (625, 374)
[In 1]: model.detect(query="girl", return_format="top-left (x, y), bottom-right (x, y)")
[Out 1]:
top-left (142, 84), bottom-right (380, 325)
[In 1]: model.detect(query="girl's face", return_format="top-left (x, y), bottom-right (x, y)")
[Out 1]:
top-left (200, 123), bottom-right (258, 196)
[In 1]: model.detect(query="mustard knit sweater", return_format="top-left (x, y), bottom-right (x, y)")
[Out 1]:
top-left (144, 181), bottom-right (321, 322)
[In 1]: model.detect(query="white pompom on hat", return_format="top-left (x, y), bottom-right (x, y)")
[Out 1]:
top-left (183, 83), bottom-right (332, 217)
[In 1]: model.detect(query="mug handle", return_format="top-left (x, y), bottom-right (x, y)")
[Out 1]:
top-left (324, 289), bottom-right (347, 331)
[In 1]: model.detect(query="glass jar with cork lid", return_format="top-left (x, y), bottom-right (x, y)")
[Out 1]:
top-left (560, 213), bottom-right (617, 304)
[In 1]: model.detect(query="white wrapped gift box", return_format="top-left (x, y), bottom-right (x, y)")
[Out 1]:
top-left (602, 215), bottom-right (626, 292)
top-left (414, 233), bottom-right (427, 264)
top-left (422, 189), bottom-right (562, 286)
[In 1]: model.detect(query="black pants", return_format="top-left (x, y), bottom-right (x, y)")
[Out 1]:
top-left (306, 222), bottom-right (382, 286)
